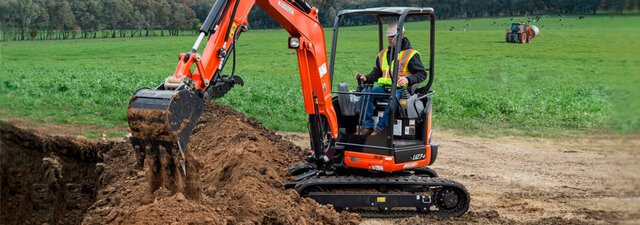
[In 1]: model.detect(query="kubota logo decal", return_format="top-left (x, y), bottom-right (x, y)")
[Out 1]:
top-left (278, 1), bottom-right (294, 16)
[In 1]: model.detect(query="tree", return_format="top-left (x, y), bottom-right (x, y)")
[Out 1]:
top-left (32, 1), bottom-right (48, 40)
top-left (613, 0), bottom-right (625, 12)
top-left (71, 0), bottom-right (88, 38)
top-left (85, 0), bottom-right (102, 38)
top-left (131, 10), bottom-right (145, 37)
top-left (190, 0), bottom-right (212, 22)
top-left (133, 0), bottom-right (156, 36)
top-left (155, 0), bottom-right (171, 36)
top-left (17, 0), bottom-right (40, 40)
top-left (573, 0), bottom-right (601, 13)
top-left (103, 0), bottom-right (131, 38)
top-left (323, 6), bottom-right (337, 26)
top-left (50, 0), bottom-right (75, 39)
top-left (0, 0), bottom-right (16, 41)
top-left (116, 0), bottom-right (134, 37)
top-left (169, 2), bottom-right (187, 36)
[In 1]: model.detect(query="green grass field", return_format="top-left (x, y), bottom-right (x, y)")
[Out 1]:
top-left (1, 15), bottom-right (638, 137)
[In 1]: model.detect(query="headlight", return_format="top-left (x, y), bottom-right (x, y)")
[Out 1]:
top-left (289, 37), bottom-right (300, 49)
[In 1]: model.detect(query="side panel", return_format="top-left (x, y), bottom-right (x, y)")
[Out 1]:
top-left (394, 147), bottom-right (427, 164)
top-left (344, 148), bottom-right (432, 172)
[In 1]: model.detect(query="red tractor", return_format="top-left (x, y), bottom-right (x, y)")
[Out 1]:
top-left (506, 22), bottom-right (539, 43)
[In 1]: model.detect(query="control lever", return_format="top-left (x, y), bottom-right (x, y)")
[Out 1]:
top-left (356, 75), bottom-right (365, 92)
top-left (401, 88), bottom-right (410, 99)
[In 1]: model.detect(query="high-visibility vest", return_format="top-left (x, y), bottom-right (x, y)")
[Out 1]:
top-left (377, 48), bottom-right (420, 87)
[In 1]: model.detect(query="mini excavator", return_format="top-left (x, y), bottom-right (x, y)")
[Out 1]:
top-left (126, 0), bottom-right (469, 218)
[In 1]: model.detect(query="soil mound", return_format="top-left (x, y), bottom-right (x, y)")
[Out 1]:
top-left (1, 100), bottom-right (359, 224)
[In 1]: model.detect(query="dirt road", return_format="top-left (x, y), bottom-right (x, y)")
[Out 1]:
top-left (279, 131), bottom-right (640, 224)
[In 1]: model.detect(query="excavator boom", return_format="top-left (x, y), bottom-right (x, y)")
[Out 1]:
top-left (127, 0), bottom-right (337, 174)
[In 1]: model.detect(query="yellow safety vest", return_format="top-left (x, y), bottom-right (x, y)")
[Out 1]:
top-left (377, 48), bottom-right (420, 87)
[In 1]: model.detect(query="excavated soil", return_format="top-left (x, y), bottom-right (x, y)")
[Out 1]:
top-left (1, 100), bottom-right (358, 225)
top-left (126, 108), bottom-right (177, 142)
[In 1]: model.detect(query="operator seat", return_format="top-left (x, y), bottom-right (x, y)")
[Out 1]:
top-left (379, 83), bottom-right (426, 120)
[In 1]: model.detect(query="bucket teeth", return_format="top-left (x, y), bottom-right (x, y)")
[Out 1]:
top-left (127, 88), bottom-right (205, 173)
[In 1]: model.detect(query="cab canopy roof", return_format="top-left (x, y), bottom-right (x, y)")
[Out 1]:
top-left (337, 7), bottom-right (434, 17)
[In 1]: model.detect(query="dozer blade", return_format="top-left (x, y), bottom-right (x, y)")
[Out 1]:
top-left (127, 88), bottom-right (205, 174)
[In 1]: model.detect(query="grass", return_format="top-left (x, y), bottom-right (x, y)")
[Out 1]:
top-left (1, 14), bottom-right (638, 137)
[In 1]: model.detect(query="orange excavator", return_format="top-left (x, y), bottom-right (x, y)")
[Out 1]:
top-left (126, 0), bottom-right (469, 217)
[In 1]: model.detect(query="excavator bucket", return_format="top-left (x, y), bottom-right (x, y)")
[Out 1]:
top-left (127, 88), bottom-right (205, 174)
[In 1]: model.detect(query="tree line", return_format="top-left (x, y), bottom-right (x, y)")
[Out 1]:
top-left (312, 0), bottom-right (639, 28)
top-left (1, 0), bottom-right (638, 41)
top-left (1, 0), bottom-right (201, 41)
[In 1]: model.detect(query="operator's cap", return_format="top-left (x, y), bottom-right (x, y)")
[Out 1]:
top-left (385, 21), bottom-right (405, 37)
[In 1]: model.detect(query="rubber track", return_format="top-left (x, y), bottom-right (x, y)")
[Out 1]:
top-left (351, 209), bottom-right (427, 218)
top-left (294, 175), bottom-right (470, 218)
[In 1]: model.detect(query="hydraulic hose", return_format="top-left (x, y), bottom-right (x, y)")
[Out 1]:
top-left (200, 0), bottom-right (231, 35)
top-left (223, 0), bottom-right (241, 45)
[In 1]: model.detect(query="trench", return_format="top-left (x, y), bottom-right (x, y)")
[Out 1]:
top-left (0, 122), bottom-right (110, 224)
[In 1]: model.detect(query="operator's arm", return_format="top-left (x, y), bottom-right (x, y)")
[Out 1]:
top-left (364, 57), bottom-right (382, 83)
top-left (405, 54), bottom-right (427, 86)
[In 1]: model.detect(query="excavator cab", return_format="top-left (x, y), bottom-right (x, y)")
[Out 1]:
top-left (328, 7), bottom-right (437, 173)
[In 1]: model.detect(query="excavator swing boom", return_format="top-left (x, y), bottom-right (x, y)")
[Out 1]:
top-left (127, 0), bottom-right (337, 174)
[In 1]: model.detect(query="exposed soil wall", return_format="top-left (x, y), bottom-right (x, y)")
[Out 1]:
top-left (0, 122), bottom-right (111, 224)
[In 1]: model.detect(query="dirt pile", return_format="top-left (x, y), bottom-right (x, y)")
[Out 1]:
top-left (87, 101), bottom-right (358, 224)
top-left (1, 100), bottom-right (359, 225)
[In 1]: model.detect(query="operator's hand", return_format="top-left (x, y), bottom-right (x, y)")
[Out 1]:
top-left (398, 77), bottom-right (409, 86)
top-left (355, 73), bottom-right (367, 82)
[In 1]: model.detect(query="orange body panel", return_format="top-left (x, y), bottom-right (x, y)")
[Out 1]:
top-left (344, 145), bottom-right (433, 172)
top-left (345, 105), bottom-right (434, 172)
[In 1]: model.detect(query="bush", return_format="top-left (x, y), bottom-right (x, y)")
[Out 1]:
top-left (29, 30), bottom-right (38, 39)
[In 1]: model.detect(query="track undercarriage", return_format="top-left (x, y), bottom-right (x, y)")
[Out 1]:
top-left (286, 166), bottom-right (470, 218)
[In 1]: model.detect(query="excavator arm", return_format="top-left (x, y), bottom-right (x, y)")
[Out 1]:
top-left (127, 0), bottom-right (337, 174)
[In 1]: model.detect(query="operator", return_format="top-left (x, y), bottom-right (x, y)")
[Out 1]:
top-left (355, 21), bottom-right (427, 136)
